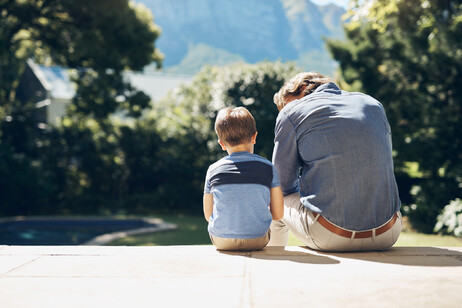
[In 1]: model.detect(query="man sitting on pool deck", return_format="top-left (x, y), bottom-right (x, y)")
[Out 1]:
top-left (269, 72), bottom-right (402, 252)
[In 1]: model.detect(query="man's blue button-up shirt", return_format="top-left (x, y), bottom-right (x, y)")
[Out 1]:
top-left (272, 82), bottom-right (401, 231)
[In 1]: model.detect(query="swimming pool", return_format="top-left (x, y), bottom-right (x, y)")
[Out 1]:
top-left (0, 217), bottom-right (163, 245)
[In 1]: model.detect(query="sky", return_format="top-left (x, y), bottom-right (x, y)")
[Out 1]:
top-left (311, 0), bottom-right (349, 8)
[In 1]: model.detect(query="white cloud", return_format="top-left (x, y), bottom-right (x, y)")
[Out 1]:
top-left (311, 0), bottom-right (350, 8)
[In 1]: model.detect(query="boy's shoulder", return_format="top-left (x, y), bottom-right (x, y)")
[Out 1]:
top-left (246, 153), bottom-right (273, 165)
top-left (206, 152), bottom-right (276, 188)
top-left (207, 152), bottom-right (273, 173)
top-left (224, 152), bottom-right (272, 164)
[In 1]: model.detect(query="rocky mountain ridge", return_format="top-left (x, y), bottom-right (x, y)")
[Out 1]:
top-left (138, 0), bottom-right (346, 74)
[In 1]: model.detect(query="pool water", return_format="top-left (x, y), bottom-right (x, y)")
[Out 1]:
top-left (0, 218), bottom-right (158, 245)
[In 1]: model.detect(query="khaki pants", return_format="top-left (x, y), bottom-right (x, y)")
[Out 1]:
top-left (268, 193), bottom-right (402, 252)
top-left (210, 231), bottom-right (270, 251)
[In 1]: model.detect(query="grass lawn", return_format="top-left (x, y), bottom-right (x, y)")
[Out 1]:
top-left (107, 214), bottom-right (462, 247)
top-left (107, 214), bottom-right (211, 246)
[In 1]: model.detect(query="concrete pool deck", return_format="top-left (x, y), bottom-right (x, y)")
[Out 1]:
top-left (1, 245), bottom-right (461, 307)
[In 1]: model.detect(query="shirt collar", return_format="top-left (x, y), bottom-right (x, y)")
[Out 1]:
top-left (281, 82), bottom-right (342, 113)
top-left (229, 151), bottom-right (250, 156)
top-left (313, 82), bottom-right (341, 94)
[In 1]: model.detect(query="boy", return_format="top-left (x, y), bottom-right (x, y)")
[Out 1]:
top-left (203, 107), bottom-right (284, 251)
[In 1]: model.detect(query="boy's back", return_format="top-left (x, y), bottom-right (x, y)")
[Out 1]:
top-left (204, 151), bottom-right (279, 239)
top-left (203, 106), bottom-right (283, 251)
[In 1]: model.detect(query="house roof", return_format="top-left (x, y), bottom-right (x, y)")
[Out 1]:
top-left (28, 59), bottom-right (192, 102)
top-left (27, 59), bottom-right (76, 100)
top-left (125, 71), bottom-right (192, 102)
top-left (39, 66), bottom-right (76, 100)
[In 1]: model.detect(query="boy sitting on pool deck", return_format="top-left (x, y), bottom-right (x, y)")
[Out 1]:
top-left (203, 107), bottom-right (284, 251)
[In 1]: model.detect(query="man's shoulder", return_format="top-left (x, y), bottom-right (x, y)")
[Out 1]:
top-left (341, 90), bottom-right (383, 105)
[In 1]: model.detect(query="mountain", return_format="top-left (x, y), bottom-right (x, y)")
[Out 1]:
top-left (138, 0), bottom-right (346, 75)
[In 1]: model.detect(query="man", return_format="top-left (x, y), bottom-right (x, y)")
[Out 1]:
top-left (268, 72), bottom-right (401, 251)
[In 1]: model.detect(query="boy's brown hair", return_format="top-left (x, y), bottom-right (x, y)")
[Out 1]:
top-left (215, 107), bottom-right (257, 147)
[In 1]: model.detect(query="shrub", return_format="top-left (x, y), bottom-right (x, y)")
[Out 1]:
top-left (404, 178), bottom-right (460, 234)
top-left (434, 199), bottom-right (462, 237)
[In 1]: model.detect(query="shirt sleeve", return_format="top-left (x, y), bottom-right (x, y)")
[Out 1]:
top-left (272, 112), bottom-right (301, 196)
top-left (270, 164), bottom-right (281, 188)
top-left (204, 167), bottom-right (211, 194)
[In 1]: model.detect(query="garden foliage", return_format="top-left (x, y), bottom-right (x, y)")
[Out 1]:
top-left (434, 198), bottom-right (462, 237)
top-left (326, 0), bottom-right (462, 232)
top-left (1, 0), bottom-right (461, 235)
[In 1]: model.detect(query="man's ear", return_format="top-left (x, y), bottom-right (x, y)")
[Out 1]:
top-left (218, 139), bottom-right (227, 151)
top-left (251, 132), bottom-right (258, 144)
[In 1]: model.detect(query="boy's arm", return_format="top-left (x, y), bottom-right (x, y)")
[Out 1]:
top-left (269, 186), bottom-right (284, 221)
top-left (203, 193), bottom-right (213, 222)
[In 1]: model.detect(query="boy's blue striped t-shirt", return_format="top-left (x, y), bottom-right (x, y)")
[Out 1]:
top-left (204, 151), bottom-right (280, 239)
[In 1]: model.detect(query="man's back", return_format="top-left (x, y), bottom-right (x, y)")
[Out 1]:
top-left (273, 83), bottom-right (401, 230)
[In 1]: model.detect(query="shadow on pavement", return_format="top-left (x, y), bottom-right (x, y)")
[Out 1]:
top-left (315, 246), bottom-right (462, 267)
top-left (218, 246), bottom-right (340, 264)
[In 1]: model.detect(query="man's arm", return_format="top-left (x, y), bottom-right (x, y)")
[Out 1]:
top-left (272, 113), bottom-right (301, 195)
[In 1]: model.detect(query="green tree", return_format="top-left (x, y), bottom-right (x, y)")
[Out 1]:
top-left (1, 0), bottom-right (162, 114)
top-left (211, 61), bottom-right (301, 159)
top-left (153, 61), bottom-right (301, 161)
top-left (326, 0), bottom-right (462, 232)
top-left (137, 62), bottom-right (300, 214)
top-left (0, 0), bottom-right (163, 216)
top-left (144, 66), bottom-right (221, 213)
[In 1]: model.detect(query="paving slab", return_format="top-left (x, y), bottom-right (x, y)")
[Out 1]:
top-left (0, 245), bottom-right (125, 256)
top-left (0, 245), bottom-right (461, 308)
